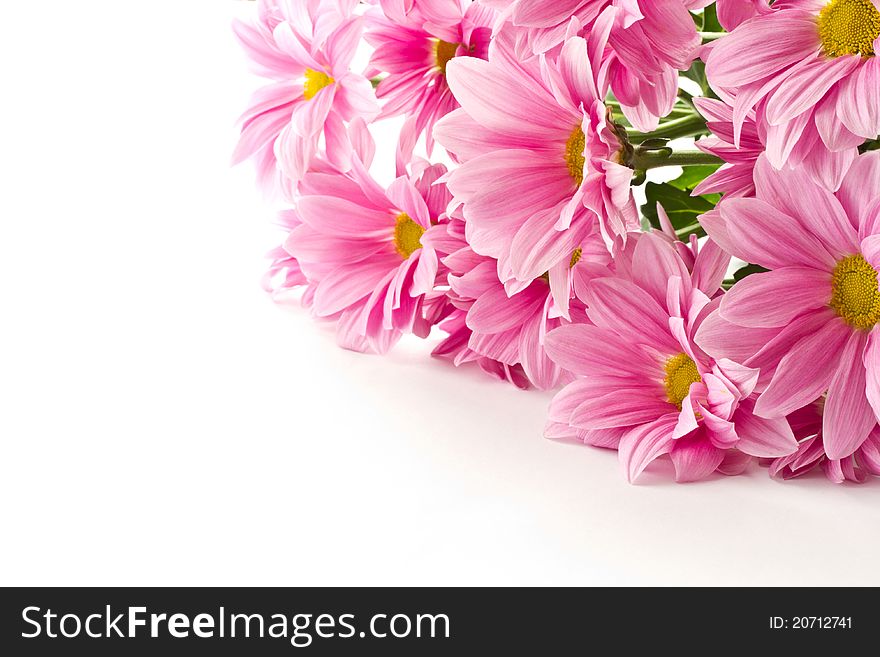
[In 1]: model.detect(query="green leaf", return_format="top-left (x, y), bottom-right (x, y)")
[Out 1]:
top-left (733, 263), bottom-right (770, 282)
top-left (859, 138), bottom-right (880, 153)
top-left (641, 167), bottom-right (721, 242)
top-left (702, 5), bottom-right (722, 32)
top-left (666, 164), bottom-right (722, 192)
top-left (682, 60), bottom-right (719, 99)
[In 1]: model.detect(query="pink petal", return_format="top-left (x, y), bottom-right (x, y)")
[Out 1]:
top-left (837, 57), bottom-right (880, 138)
top-left (704, 12), bottom-right (820, 87)
top-left (518, 302), bottom-right (560, 390)
top-left (755, 317), bottom-right (850, 418)
top-left (719, 198), bottom-right (836, 271)
top-left (445, 57), bottom-right (574, 139)
top-left (618, 414), bottom-right (679, 483)
top-left (695, 309), bottom-right (779, 367)
top-left (583, 278), bottom-right (680, 354)
top-left (570, 392), bottom-right (673, 431)
top-left (823, 330), bottom-right (875, 459)
top-left (669, 433), bottom-right (725, 482)
top-left (865, 328), bottom-right (880, 423)
top-left (467, 284), bottom-right (545, 333)
top-left (764, 56), bottom-right (858, 126)
top-left (719, 267), bottom-right (831, 328)
top-left (733, 399), bottom-right (798, 458)
top-left (313, 262), bottom-right (395, 317)
top-left (837, 151), bottom-right (880, 227)
top-left (544, 324), bottom-right (657, 378)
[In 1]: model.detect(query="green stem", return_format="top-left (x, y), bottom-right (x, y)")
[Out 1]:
top-left (370, 76), bottom-right (384, 88)
top-left (631, 149), bottom-right (723, 170)
top-left (628, 114), bottom-right (709, 143)
top-left (699, 31), bottom-right (726, 42)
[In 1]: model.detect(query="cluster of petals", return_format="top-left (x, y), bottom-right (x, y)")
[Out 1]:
top-left (698, 154), bottom-right (880, 465)
top-left (236, 1), bottom-right (880, 485)
top-left (704, 0), bottom-right (880, 190)
top-left (480, 0), bottom-right (709, 130)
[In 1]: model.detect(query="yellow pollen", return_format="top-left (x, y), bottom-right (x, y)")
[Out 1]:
top-left (818, 0), bottom-right (880, 57)
top-left (830, 254), bottom-right (880, 329)
top-left (393, 213), bottom-right (425, 259)
top-left (434, 39), bottom-right (459, 74)
top-left (663, 353), bottom-right (702, 409)
top-left (303, 69), bottom-right (334, 101)
top-left (565, 126), bottom-right (586, 186)
top-left (569, 247), bottom-right (583, 268)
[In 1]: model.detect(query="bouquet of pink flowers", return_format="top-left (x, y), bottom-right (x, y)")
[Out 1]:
top-left (234, 0), bottom-right (880, 483)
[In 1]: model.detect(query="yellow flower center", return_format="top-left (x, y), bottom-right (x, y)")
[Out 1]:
top-left (303, 69), bottom-right (334, 101)
top-left (569, 247), bottom-right (583, 268)
top-left (663, 353), bottom-right (702, 409)
top-left (830, 254), bottom-right (880, 329)
top-left (818, 0), bottom-right (880, 57)
top-left (393, 213), bottom-right (425, 259)
top-left (434, 39), bottom-right (459, 74)
top-left (565, 126), bottom-right (586, 186)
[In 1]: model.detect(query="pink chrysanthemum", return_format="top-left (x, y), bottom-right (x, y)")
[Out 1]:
top-left (434, 33), bottom-right (638, 309)
top-left (698, 153), bottom-right (880, 460)
top-left (704, 0), bottom-right (880, 187)
top-left (693, 97), bottom-right (764, 200)
top-left (768, 400), bottom-right (880, 482)
top-left (481, 1), bottom-right (703, 130)
top-left (233, 0), bottom-right (378, 193)
top-left (430, 216), bottom-right (610, 390)
top-left (365, 0), bottom-right (495, 169)
top-left (544, 231), bottom-right (798, 483)
top-left (693, 93), bottom-right (860, 195)
top-left (282, 155), bottom-right (451, 354)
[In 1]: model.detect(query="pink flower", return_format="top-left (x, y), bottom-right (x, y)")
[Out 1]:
top-left (693, 96), bottom-right (764, 200)
top-left (697, 153), bottom-right (880, 460)
top-left (233, 0), bottom-right (379, 193)
top-left (768, 400), bottom-right (880, 482)
top-left (283, 154), bottom-right (451, 354)
top-left (544, 231), bottom-right (798, 482)
top-left (432, 217), bottom-right (609, 389)
top-left (434, 33), bottom-right (638, 312)
top-left (365, 0), bottom-right (495, 170)
top-left (704, 0), bottom-right (880, 187)
top-left (483, 1), bottom-right (703, 130)
top-left (693, 93), bottom-right (859, 195)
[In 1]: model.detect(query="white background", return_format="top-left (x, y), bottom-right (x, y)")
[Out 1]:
top-left (2, 1), bottom-right (879, 587)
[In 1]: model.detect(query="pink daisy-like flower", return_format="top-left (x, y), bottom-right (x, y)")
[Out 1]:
top-left (544, 231), bottom-right (798, 483)
top-left (692, 96), bottom-right (764, 200)
top-left (704, 0), bottom-right (880, 186)
top-left (434, 33), bottom-right (638, 309)
top-left (233, 0), bottom-right (379, 193)
top-left (283, 156), bottom-right (451, 354)
top-left (432, 216), bottom-right (610, 389)
top-left (482, 1), bottom-right (703, 130)
top-left (697, 153), bottom-right (880, 460)
top-left (693, 93), bottom-right (860, 195)
top-left (365, 0), bottom-right (495, 170)
top-left (768, 400), bottom-right (880, 482)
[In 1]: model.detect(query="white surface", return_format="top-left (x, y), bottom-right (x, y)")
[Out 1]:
top-left (2, 1), bottom-right (879, 587)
